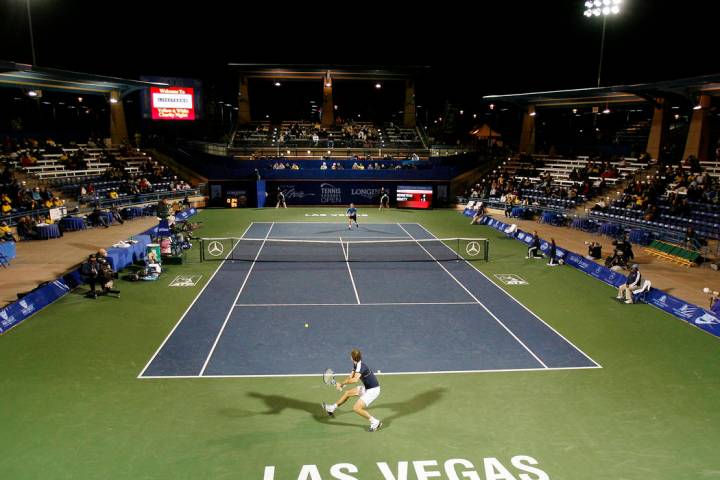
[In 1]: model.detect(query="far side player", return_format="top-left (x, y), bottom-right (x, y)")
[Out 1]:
top-left (346, 203), bottom-right (359, 229)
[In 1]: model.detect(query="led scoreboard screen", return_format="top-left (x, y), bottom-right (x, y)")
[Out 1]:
top-left (396, 185), bottom-right (433, 209)
top-left (150, 87), bottom-right (195, 120)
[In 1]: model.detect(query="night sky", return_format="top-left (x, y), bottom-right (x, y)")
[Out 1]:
top-left (0, 0), bottom-right (718, 109)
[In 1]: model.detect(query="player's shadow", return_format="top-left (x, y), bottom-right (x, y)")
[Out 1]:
top-left (245, 388), bottom-right (446, 429)
top-left (376, 388), bottom-right (446, 427)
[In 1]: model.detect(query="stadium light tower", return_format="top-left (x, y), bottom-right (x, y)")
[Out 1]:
top-left (26, 0), bottom-right (36, 64)
top-left (584, 0), bottom-right (622, 87)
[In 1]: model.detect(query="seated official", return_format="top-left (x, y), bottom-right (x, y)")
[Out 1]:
top-left (526, 231), bottom-right (542, 259)
top-left (616, 264), bottom-right (642, 304)
top-left (585, 241), bottom-right (602, 260)
top-left (89, 208), bottom-right (110, 228)
top-left (16, 216), bottom-right (39, 240)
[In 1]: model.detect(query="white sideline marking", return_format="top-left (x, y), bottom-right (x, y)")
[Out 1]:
top-left (137, 222), bottom-right (254, 379)
top-left (397, 223), bottom-right (549, 369)
top-left (340, 236), bottom-right (361, 304)
top-left (415, 223), bottom-right (602, 368)
top-left (198, 223), bottom-right (275, 376)
top-left (233, 302), bottom-right (478, 307)
top-left (138, 365), bottom-right (603, 380)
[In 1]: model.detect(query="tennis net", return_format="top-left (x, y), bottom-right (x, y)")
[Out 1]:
top-left (198, 237), bottom-right (489, 263)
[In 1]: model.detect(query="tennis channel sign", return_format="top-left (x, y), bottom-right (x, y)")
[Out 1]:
top-left (494, 274), bottom-right (528, 286)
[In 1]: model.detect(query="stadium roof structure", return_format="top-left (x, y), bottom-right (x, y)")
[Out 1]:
top-left (483, 73), bottom-right (720, 107)
top-left (0, 60), bottom-right (167, 97)
top-left (228, 63), bottom-right (429, 81)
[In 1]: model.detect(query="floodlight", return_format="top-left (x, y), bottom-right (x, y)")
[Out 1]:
top-left (109, 98), bottom-right (119, 104)
top-left (693, 104), bottom-right (703, 110)
top-left (603, 107), bottom-right (610, 114)
top-left (529, 111), bottom-right (536, 117)
top-left (459, 110), bottom-right (464, 115)
top-left (602, 6), bottom-right (610, 15)
top-left (603, 0), bottom-right (611, 5)
top-left (593, 8), bottom-right (601, 15)
top-left (489, 104), bottom-right (495, 110)
top-left (585, 1), bottom-right (593, 7)
top-left (584, 9), bottom-right (593, 17)
top-left (274, 81), bottom-right (281, 87)
top-left (611, 5), bottom-right (620, 13)
top-left (27, 90), bottom-right (38, 97)
top-left (375, 83), bottom-right (382, 89)
top-left (593, 0), bottom-right (601, 6)
top-left (473, 114), bottom-right (477, 118)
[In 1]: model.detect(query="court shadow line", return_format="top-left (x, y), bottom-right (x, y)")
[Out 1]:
top-left (245, 387), bottom-right (446, 429)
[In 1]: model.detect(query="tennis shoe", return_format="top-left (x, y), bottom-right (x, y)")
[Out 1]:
top-left (625, 299), bottom-right (633, 304)
top-left (322, 402), bottom-right (334, 417)
top-left (368, 420), bottom-right (382, 432)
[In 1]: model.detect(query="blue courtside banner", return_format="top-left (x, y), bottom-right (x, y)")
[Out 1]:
top-left (475, 214), bottom-right (720, 338)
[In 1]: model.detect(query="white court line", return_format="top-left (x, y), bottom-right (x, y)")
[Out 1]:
top-left (138, 364), bottom-right (602, 380)
top-left (137, 222), bottom-right (255, 379)
top-left (233, 302), bottom-right (478, 307)
top-left (198, 222), bottom-right (275, 376)
top-left (397, 223), bottom-right (549, 369)
top-left (340, 236), bottom-right (361, 304)
top-left (415, 223), bottom-right (602, 368)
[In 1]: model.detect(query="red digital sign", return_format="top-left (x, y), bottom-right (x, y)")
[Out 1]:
top-left (150, 87), bottom-right (195, 120)
top-left (396, 185), bottom-right (433, 209)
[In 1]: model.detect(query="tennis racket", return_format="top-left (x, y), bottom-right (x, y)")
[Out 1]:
top-left (323, 368), bottom-right (337, 387)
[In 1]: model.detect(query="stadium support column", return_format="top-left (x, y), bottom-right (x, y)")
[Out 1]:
top-left (109, 90), bottom-right (129, 146)
top-left (646, 98), bottom-right (669, 161)
top-left (322, 77), bottom-right (334, 128)
top-left (403, 80), bottom-right (416, 128)
top-left (237, 76), bottom-right (251, 125)
top-left (683, 94), bottom-right (711, 162)
top-left (519, 106), bottom-right (536, 154)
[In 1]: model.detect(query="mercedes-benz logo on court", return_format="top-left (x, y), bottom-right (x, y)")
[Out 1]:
top-left (207, 241), bottom-right (224, 257)
top-left (465, 241), bottom-right (481, 257)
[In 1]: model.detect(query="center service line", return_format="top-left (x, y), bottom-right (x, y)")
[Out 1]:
top-left (199, 222), bottom-right (275, 376)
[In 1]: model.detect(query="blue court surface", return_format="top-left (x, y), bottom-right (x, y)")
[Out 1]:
top-left (139, 222), bottom-right (600, 378)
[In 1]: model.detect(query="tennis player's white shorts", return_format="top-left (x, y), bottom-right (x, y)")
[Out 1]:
top-left (358, 386), bottom-right (380, 406)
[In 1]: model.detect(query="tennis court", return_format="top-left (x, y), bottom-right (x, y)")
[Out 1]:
top-left (140, 222), bottom-right (599, 378)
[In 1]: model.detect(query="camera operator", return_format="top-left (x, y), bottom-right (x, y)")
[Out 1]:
top-left (585, 241), bottom-right (602, 260)
top-left (80, 254), bottom-right (100, 299)
top-left (98, 258), bottom-right (120, 297)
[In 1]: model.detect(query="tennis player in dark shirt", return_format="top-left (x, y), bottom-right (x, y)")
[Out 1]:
top-left (346, 203), bottom-right (359, 229)
top-left (322, 349), bottom-right (382, 432)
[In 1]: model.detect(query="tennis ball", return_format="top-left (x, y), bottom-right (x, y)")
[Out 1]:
top-left (304, 323), bottom-right (309, 328)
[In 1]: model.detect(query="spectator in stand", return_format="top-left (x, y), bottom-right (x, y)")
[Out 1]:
top-left (617, 265), bottom-right (642, 304)
top-left (0, 221), bottom-right (15, 241)
top-left (1, 200), bottom-right (11, 215)
top-left (157, 198), bottom-right (171, 220)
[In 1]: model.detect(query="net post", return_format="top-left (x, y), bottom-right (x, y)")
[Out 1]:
top-left (200, 239), bottom-right (204, 262)
top-left (485, 238), bottom-right (489, 261)
top-left (456, 238), bottom-right (460, 261)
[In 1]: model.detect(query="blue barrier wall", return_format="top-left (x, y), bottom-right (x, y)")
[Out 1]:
top-left (477, 215), bottom-right (720, 338)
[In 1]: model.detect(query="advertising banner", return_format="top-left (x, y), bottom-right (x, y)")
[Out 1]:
top-left (475, 214), bottom-right (720, 338)
top-left (267, 182), bottom-right (398, 206)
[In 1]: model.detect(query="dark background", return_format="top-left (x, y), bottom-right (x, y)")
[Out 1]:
top-left (0, 1), bottom-right (717, 130)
